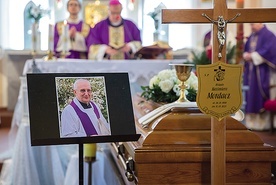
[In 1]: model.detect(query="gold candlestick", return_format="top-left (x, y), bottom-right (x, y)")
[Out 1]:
top-left (44, 50), bottom-right (56, 61)
top-left (170, 64), bottom-right (194, 102)
top-left (29, 50), bottom-right (42, 73)
top-left (31, 50), bottom-right (36, 59)
top-left (60, 51), bottom-right (71, 59)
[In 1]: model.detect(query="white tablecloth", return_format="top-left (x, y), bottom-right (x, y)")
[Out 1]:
top-left (1, 59), bottom-right (184, 185)
top-left (22, 59), bottom-right (180, 86)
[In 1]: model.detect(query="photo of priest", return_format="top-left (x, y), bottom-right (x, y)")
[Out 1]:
top-left (58, 78), bottom-right (111, 138)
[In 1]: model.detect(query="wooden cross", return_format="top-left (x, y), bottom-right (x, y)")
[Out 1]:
top-left (162, 1), bottom-right (276, 184)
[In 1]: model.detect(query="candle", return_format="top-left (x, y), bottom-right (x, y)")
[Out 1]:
top-left (84, 143), bottom-right (97, 158)
top-left (32, 23), bottom-right (38, 52)
top-left (48, 24), bottom-right (54, 51)
top-left (62, 20), bottom-right (69, 53)
top-left (236, 0), bottom-right (244, 63)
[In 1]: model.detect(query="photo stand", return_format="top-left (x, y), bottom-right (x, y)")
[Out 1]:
top-left (26, 73), bottom-right (140, 185)
top-left (79, 144), bottom-right (84, 185)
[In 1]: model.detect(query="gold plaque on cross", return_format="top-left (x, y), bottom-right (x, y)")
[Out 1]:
top-left (196, 62), bottom-right (243, 121)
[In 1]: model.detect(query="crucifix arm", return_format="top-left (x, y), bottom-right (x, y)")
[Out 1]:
top-left (162, 9), bottom-right (276, 24)
top-left (201, 13), bottom-right (241, 25)
top-left (202, 13), bottom-right (216, 23)
top-left (202, 13), bottom-right (240, 60)
top-left (227, 13), bottom-right (241, 23)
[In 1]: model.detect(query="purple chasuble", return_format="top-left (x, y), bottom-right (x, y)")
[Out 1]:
top-left (89, 18), bottom-right (141, 59)
top-left (70, 100), bottom-right (100, 136)
top-left (203, 31), bottom-right (211, 47)
top-left (243, 25), bottom-right (276, 113)
top-left (54, 20), bottom-right (91, 59)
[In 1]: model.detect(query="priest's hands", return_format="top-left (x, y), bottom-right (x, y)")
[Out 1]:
top-left (105, 44), bottom-right (132, 57)
top-left (69, 27), bottom-right (77, 41)
top-left (120, 44), bottom-right (131, 53)
top-left (106, 46), bottom-right (119, 56)
top-left (243, 52), bottom-right (252, 62)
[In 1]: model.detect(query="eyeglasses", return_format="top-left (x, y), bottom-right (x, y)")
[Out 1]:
top-left (68, 3), bottom-right (79, 7)
top-left (110, 11), bottom-right (121, 16)
top-left (79, 89), bottom-right (92, 93)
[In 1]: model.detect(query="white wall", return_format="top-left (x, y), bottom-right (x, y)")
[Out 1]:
top-left (0, 1), bottom-right (9, 107)
top-left (262, 0), bottom-right (276, 34)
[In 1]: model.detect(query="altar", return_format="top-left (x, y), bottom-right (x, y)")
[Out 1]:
top-left (1, 50), bottom-right (47, 109)
top-left (22, 59), bottom-right (180, 85)
top-left (0, 58), bottom-right (183, 185)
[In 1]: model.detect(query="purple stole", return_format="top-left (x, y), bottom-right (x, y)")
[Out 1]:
top-left (70, 101), bottom-right (100, 136)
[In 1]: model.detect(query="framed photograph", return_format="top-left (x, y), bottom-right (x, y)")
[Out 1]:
top-left (56, 76), bottom-right (110, 137)
top-left (27, 73), bottom-right (140, 146)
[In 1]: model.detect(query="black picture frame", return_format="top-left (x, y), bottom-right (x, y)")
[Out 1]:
top-left (27, 73), bottom-right (140, 146)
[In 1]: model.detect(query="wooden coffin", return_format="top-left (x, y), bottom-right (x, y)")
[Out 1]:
top-left (109, 97), bottom-right (276, 185)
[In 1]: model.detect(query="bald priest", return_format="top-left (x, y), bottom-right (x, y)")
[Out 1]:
top-left (88, 0), bottom-right (142, 60)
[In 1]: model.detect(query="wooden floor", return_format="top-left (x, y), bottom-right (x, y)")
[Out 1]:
top-left (0, 108), bottom-right (13, 172)
top-left (0, 108), bottom-right (13, 154)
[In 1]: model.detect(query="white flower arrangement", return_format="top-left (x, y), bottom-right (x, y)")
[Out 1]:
top-left (147, 3), bottom-right (166, 21)
top-left (28, 4), bottom-right (48, 22)
top-left (141, 69), bottom-right (198, 103)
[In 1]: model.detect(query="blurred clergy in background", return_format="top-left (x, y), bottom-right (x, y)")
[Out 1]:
top-left (88, 0), bottom-right (142, 60)
top-left (54, 0), bottom-right (92, 59)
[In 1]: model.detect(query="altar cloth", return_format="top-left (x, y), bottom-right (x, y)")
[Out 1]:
top-left (22, 59), bottom-right (181, 85)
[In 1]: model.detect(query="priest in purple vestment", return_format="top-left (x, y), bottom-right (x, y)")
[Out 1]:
top-left (243, 23), bottom-right (276, 130)
top-left (88, 0), bottom-right (142, 60)
top-left (54, 0), bottom-right (92, 59)
top-left (60, 79), bottom-right (111, 137)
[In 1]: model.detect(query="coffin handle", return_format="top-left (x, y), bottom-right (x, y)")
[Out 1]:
top-left (112, 143), bottom-right (136, 182)
top-left (125, 171), bottom-right (135, 182)
top-left (125, 158), bottom-right (135, 182)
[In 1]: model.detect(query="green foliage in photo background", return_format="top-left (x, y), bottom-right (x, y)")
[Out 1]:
top-left (56, 77), bottom-right (109, 121)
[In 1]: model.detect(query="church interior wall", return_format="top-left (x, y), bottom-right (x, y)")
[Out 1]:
top-left (262, 0), bottom-right (276, 33)
top-left (54, 0), bottom-right (68, 23)
top-left (0, 50), bottom-right (6, 107)
top-left (82, 0), bottom-right (139, 23)
top-left (0, 0), bottom-right (7, 108)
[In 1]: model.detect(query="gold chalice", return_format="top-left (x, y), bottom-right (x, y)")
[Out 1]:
top-left (170, 63), bottom-right (194, 102)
